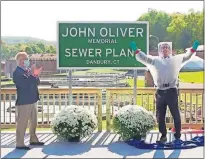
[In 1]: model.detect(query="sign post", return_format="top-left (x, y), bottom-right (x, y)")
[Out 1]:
top-left (57, 22), bottom-right (149, 105)
top-left (133, 69), bottom-right (137, 105)
top-left (68, 69), bottom-right (72, 105)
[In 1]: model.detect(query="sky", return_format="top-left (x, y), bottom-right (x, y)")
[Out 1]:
top-left (1, 1), bottom-right (203, 41)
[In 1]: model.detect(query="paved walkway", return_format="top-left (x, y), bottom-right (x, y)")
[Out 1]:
top-left (1, 131), bottom-right (203, 158)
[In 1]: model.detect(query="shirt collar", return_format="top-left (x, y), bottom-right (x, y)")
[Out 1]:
top-left (162, 56), bottom-right (171, 59)
top-left (164, 56), bottom-right (170, 59)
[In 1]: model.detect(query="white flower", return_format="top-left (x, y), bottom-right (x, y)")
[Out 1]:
top-left (113, 105), bottom-right (156, 141)
top-left (51, 105), bottom-right (97, 139)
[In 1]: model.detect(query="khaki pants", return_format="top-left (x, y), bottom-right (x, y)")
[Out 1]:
top-left (16, 103), bottom-right (39, 147)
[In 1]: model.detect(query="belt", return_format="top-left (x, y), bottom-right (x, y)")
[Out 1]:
top-left (163, 83), bottom-right (169, 87)
top-left (155, 83), bottom-right (170, 88)
top-left (157, 88), bottom-right (177, 93)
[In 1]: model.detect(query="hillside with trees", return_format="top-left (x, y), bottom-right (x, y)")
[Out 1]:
top-left (1, 36), bottom-right (55, 45)
top-left (1, 40), bottom-right (56, 60)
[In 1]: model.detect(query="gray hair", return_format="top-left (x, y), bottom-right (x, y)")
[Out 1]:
top-left (15, 52), bottom-right (28, 65)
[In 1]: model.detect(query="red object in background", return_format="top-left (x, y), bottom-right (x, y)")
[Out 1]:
top-left (171, 127), bottom-right (204, 134)
top-left (171, 127), bottom-right (176, 132)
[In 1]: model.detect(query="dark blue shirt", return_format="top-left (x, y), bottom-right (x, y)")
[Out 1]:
top-left (13, 66), bottom-right (40, 106)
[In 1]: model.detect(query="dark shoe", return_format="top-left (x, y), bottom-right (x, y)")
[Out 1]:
top-left (30, 142), bottom-right (44, 146)
top-left (172, 138), bottom-right (183, 145)
top-left (174, 133), bottom-right (181, 139)
top-left (16, 146), bottom-right (30, 150)
top-left (157, 135), bottom-right (167, 144)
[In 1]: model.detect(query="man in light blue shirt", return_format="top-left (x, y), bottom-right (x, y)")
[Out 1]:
top-left (130, 40), bottom-right (200, 144)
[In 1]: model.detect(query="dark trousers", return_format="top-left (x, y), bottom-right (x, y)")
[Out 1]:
top-left (155, 88), bottom-right (181, 139)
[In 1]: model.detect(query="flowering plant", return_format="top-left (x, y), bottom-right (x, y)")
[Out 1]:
top-left (51, 105), bottom-right (97, 141)
top-left (113, 105), bottom-right (156, 141)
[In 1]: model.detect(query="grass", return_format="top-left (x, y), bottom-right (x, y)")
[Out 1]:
top-left (120, 78), bottom-right (145, 87)
top-left (121, 72), bottom-right (204, 87)
top-left (1, 80), bottom-right (14, 86)
top-left (179, 71), bottom-right (204, 83)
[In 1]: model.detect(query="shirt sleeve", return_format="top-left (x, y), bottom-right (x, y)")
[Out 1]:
top-left (182, 49), bottom-right (195, 63)
top-left (135, 51), bottom-right (155, 66)
top-left (174, 54), bottom-right (188, 69)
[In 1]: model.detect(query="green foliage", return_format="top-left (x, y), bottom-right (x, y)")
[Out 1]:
top-left (48, 45), bottom-right (56, 54)
top-left (1, 40), bottom-right (56, 60)
top-left (36, 43), bottom-right (46, 52)
top-left (138, 9), bottom-right (203, 50)
top-left (176, 49), bottom-right (185, 54)
top-left (139, 9), bottom-right (172, 50)
top-left (1, 36), bottom-right (55, 45)
top-left (25, 46), bottom-right (34, 54)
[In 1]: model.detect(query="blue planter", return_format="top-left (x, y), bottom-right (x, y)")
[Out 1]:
top-left (68, 136), bottom-right (81, 142)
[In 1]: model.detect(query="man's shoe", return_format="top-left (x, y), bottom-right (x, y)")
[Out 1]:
top-left (30, 142), bottom-right (44, 146)
top-left (157, 136), bottom-right (167, 144)
top-left (172, 138), bottom-right (183, 145)
top-left (16, 146), bottom-right (30, 150)
top-left (174, 133), bottom-right (181, 140)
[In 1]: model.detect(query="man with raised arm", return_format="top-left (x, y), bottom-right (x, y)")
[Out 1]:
top-left (130, 40), bottom-right (200, 143)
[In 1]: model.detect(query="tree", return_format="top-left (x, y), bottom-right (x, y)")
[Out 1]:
top-left (25, 46), bottom-right (34, 54)
top-left (36, 42), bottom-right (46, 53)
top-left (167, 10), bottom-right (203, 49)
top-left (9, 44), bottom-right (19, 58)
top-left (1, 41), bottom-right (11, 60)
top-left (49, 45), bottom-right (56, 54)
top-left (185, 10), bottom-right (203, 44)
top-left (1, 40), bottom-right (57, 59)
top-left (138, 9), bottom-right (203, 50)
top-left (31, 45), bottom-right (43, 53)
top-left (17, 43), bottom-right (27, 52)
top-left (167, 13), bottom-right (187, 49)
top-left (138, 9), bottom-right (172, 50)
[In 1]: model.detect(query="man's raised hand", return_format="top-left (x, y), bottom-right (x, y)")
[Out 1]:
top-left (31, 64), bottom-right (43, 77)
top-left (130, 41), bottom-right (138, 52)
top-left (192, 40), bottom-right (200, 51)
top-left (34, 67), bottom-right (42, 77)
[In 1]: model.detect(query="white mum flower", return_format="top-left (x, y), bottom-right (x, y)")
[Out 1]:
top-left (51, 105), bottom-right (97, 140)
top-left (113, 105), bottom-right (156, 141)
